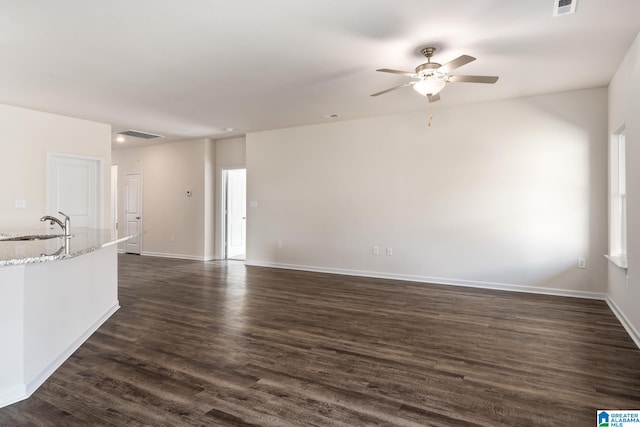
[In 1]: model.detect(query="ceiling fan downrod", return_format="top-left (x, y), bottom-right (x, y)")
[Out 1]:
top-left (421, 47), bottom-right (436, 60)
top-left (416, 47), bottom-right (441, 76)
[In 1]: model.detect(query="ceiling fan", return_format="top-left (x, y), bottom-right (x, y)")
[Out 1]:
top-left (371, 47), bottom-right (498, 102)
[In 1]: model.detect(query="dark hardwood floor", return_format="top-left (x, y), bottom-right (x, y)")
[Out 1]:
top-left (1, 254), bottom-right (639, 426)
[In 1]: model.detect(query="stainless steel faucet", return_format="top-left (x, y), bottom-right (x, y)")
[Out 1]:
top-left (40, 211), bottom-right (71, 238)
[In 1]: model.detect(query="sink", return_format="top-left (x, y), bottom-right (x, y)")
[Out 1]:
top-left (0, 234), bottom-right (64, 242)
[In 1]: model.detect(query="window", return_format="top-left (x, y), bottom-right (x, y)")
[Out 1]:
top-left (609, 126), bottom-right (627, 268)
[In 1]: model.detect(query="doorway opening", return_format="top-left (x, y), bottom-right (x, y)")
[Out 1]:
top-left (222, 168), bottom-right (246, 260)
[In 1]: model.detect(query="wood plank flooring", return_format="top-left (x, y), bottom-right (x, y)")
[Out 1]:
top-left (1, 254), bottom-right (639, 426)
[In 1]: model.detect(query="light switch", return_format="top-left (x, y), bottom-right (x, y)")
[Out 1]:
top-left (249, 200), bottom-right (258, 208)
top-left (15, 199), bottom-right (26, 208)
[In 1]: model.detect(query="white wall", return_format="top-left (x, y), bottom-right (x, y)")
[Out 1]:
top-left (204, 141), bottom-right (215, 258)
top-left (608, 32), bottom-right (640, 343)
top-left (246, 88), bottom-right (608, 296)
top-left (0, 104), bottom-right (112, 229)
top-left (111, 137), bottom-right (246, 260)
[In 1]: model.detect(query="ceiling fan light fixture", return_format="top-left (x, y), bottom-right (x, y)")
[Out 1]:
top-left (413, 78), bottom-right (446, 96)
top-left (372, 47), bottom-right (497, 102)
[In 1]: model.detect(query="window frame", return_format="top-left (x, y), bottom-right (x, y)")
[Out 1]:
top-left (608, 125), bottom-right (627, 269)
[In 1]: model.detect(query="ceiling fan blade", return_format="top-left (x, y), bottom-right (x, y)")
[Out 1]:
top-left (370, 82), bottom-right (415, 97)
top-left (447, 75), bottom-right (499, 84)
top-left (438, 55), bottom-right (475, 73)
top-left (376, 68), bottom-right (416, 77)
top-left (427, 93), bottom-right (441, 103)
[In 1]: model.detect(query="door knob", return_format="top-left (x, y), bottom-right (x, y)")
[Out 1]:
top-left (136, 216), bottom-right (141, 219)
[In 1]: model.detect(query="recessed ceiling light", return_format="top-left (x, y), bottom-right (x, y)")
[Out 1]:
top-left (225, 128), bottom-right (234, 132)
top-left (116, 135), bottom-right (125, 143)
top-left (323, 113), bottom-right (341, 119)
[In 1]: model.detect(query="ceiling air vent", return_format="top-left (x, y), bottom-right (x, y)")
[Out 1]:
top-left (118, 130), bottom-right (164, 139)
top-left (553, 0), bottom-right (577, 16)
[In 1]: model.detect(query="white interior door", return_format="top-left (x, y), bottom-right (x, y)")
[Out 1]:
top-left (225, 169), bottom-right (246, 259)
top-left (111, 165), bottom-right (118, 237)
top-left (125, 172), bottom-right (142, 254)
top-left (47, 154), bottom-right (101, 229)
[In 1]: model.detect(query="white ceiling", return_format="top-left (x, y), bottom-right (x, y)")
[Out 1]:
top-left (1, 0), bottom-right (639, 147)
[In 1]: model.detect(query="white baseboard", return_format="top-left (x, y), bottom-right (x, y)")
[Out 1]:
top-left (246, 262), bottom-right (640, 347)
top-left (139, 256), bottom-right (640, 350)
top-left (245, 261), bottom-right (607, 301)
top-left (0, 303), bottom-right (120, 409)
top-left (25, 302), bottom-right (120, 398)
top-left (0, 385), bottom-right (26, 410)
top-left (141, 251), bottom-right (215, 261)
top-left (606, 297), bottom-right (640, 349)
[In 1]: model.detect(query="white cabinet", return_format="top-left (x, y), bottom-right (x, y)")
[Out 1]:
top-left (0, 245), bottom-right (119, 408)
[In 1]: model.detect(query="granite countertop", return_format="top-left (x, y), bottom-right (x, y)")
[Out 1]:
top-left (0, 228), bottom-right (133, 267)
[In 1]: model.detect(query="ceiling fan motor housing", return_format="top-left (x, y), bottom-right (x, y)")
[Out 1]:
top-left (415, 62), bottom-right (442, 77)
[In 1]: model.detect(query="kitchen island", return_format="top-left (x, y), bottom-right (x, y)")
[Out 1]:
top-left (0, 229), bottom-right (132, 408)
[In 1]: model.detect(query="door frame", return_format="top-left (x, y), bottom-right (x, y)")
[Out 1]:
top-left (111, 164), bottom-right (118, 237)
top-left (220, 167), bottom-right (246, 259)
top-left (46, 152), bottom-right (104, 229)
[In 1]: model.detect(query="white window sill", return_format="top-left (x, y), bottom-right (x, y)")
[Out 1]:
top-left (605, 254), bottom-right (628, 269)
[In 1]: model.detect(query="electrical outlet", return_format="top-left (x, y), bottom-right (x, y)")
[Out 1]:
top-left (170, 234), bottom-right (175, 242)
top-left (372, 246), bottom-right (379, 255)
top-left (386, 247), bottom-right (393, 256)
top-left (577, 257), bottom-right (586, 269)
top-left (277, 240), bottom-right (283, 249)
